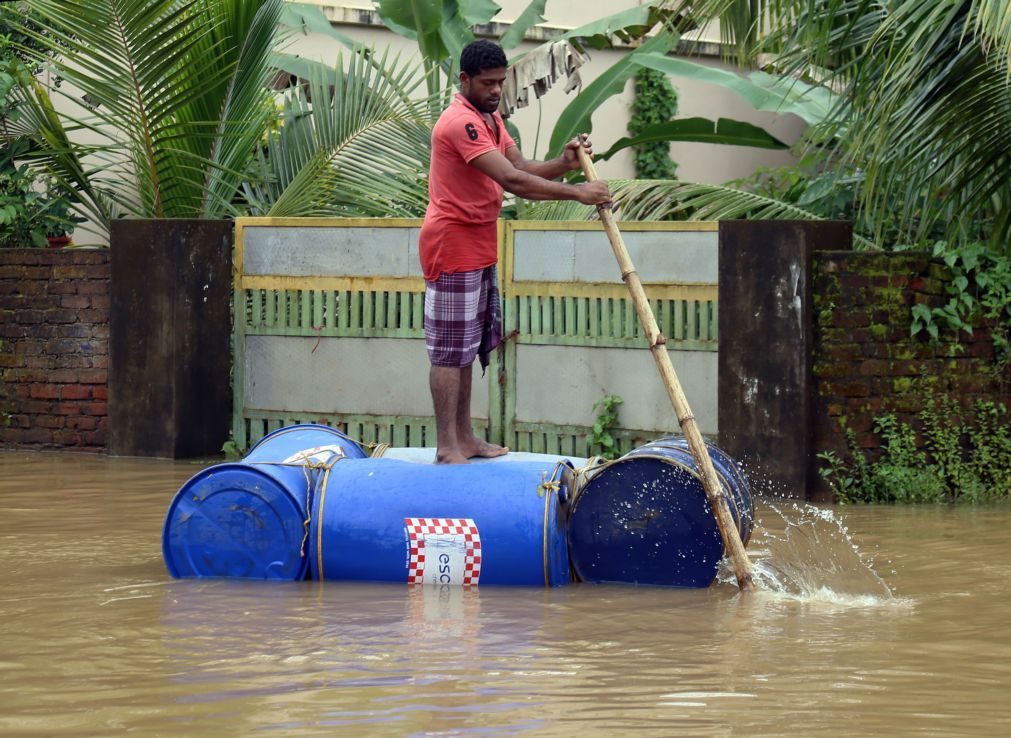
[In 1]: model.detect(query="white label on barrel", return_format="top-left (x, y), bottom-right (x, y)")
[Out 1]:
top-left (281, 444), bottom-right (346, 465)
top-left (404, 518), bottom-right (481, 586)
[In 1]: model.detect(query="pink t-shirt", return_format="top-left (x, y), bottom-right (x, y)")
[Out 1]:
top-left (419, 93), bottom-right (516, 281)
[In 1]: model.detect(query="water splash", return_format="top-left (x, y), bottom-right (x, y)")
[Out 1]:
top-left (719, 500), bottom-right (901, 607)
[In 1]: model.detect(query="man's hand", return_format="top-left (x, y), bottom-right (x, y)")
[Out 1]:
top-left (562, 133), bottom-right (593, 170)
top-left (576, 180), bottom-right (612, 206)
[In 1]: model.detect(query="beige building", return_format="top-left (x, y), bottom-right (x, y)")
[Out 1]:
top-left (296, 0), bottom-right (806, 183)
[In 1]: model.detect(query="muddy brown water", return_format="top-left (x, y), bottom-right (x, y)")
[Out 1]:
top-left (2, 451), bottom-right (1010, 737)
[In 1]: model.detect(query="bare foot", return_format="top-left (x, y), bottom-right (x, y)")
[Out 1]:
top-left (435, 447), bottom-right (470, 464)
top-left (460, 437), bottom-right (509, 459)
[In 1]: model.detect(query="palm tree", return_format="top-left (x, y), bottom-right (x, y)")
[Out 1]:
top-left (7, 0), bottom-right (437, 233)
top-left (647, 0), bottom-right (1011, 254)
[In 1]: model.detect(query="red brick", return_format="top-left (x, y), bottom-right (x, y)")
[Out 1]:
top-left (834, 311), bottom-right (871, 329)
top-left (89, 295), bottom-right (110, 310)
top-left (74, 251), bottom-right (108, 265)
top-left (51, 266), bottom-right (87, 279)
top-left (56, 324), bottom-right (92, 338)
top-left (77, 282), bottom-right (106, 296)
top-left (859, 359), bottom-right (892, 376)
top-left (61, 385), bottom-right (92, 400)
top-left (51, 429), bottom-right (82, 445)
top-left (29, 384), bottom-right (61, 400)
top-left (68, 415), bottom-right (98, 430)
top-left (92, 386), bottom-right (108, 401)
top-left (83, 402), bottom-right (107, 416)
top-left (54, 402), bottom-right (83, 416)
top-left (17, 310), bottom-right (45, 324)
top-left (54, 355), bottom-right (90, 369)
top-left (45, 338), bottom-right (84, 355)
top-left (78, 369), bottom-right (107, 384)
top-left (36, 415), bottom-right (65, 429)
top-left (78, 308), bottom-right (109, 323)
top-left (83, 263), bottom-right (110, 279)
top-left (48, 369), bottom-right (78, 383)
top-left (19, 427), bottom-right (55, 444)
top-left (60, 295), bottom-right (92, 309)
top-left (47, 309), bottom-right (79, 324)
top-left (821, 381), bottom-right (871, 398)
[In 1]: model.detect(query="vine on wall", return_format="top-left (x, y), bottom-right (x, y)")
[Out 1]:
top-left (628, 67), bottom-right (678, 180)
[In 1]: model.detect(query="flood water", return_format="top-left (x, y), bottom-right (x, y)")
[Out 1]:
top-left (2, 451), bottom-right (1010, 737)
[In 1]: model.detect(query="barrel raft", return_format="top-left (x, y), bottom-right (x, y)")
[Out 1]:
top-left (162, 425), bottom-right (754, 588)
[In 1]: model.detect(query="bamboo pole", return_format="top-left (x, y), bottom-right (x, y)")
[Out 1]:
top-left (577, 147), bottom-right (756, 592)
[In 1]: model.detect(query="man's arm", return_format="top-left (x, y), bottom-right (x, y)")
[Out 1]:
top-left (470, 147), bottom-right (611, 204)
top-left (504, 134), bottom-right (593, 181)
top-left (469, 133), bottom-right (610, 204)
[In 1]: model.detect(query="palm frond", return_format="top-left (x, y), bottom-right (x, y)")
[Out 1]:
top-left (246, 48), bottom-right (434, 219)
top-left (523, 179), bottom-right (878, 248)
top-left (16, 0), bottom-right (284, 221)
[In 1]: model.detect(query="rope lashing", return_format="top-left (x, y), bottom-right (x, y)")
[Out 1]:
top-left (248, 454), bottom-right (346, 558)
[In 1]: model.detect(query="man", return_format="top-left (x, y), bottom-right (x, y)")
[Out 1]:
top-left (420, 39), bottom-right (612, 464)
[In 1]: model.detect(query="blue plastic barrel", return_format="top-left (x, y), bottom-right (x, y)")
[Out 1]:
top-left (163, 424), bottom-right (366, 580)
top-left (567, 437), bottom-right (754, 588)
top-left (309, 458), bottom-right (573, 587)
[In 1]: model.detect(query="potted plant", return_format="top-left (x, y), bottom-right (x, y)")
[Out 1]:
top-left (40, 179), bottom-right (77, 248)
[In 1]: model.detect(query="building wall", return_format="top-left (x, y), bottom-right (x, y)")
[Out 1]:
top-left (0, 249), bottom-right (110, 451)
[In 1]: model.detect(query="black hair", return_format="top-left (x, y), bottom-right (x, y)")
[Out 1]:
top-left (460, 39), bottom-right (507, 77)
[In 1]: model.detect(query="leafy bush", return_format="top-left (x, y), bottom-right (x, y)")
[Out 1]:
top-left (818, 397), bottom-right (1011, 503)
top-left (910, 241), bottom-right (1011, 372)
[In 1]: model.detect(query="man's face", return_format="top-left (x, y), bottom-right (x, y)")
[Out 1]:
top-left (460, 67), bottom-right (506, 114)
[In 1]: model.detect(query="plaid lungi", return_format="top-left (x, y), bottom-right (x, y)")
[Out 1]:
top-left (424, 265), bottom-right (502, 370)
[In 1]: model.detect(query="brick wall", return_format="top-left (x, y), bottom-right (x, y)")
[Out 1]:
top-left (0, 249), bottom-right (110, 451)
top-left (812, 251), bottom-right (1008, 467)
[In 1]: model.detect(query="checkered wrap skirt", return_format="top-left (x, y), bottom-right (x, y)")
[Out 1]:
top-left (424, 265), bottom-right (502, 370)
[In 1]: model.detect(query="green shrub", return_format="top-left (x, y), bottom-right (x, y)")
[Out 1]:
top-left (589, 394), bottom-right (623, 460)
top-left (818, 397), bottom-right (1011, 503)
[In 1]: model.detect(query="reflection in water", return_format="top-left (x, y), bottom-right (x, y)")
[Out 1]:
top-left (2, 451), bottom-right (1011, 736)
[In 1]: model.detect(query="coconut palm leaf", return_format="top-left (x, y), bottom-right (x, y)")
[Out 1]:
top-left (244, 49), bottom-right (434, 218)
top-left (523, 178), bottom-right (878, 248)
top-left (196, 0), bottom-right (284, 217)
top-left (13, 0), bottom-right (285, 227)
top-left (684, 0), bottom-right (1011, 251)
top-left (7, 77), bottom-right (116, 227)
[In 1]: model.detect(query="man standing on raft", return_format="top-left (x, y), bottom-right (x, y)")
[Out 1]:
top-left (420, 39), bottom-right (612, 464)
